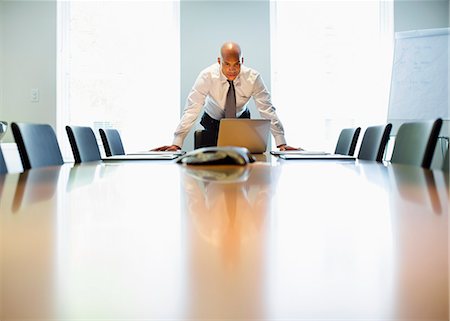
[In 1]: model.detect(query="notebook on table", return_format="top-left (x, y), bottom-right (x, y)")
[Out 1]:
top-left (278, 153), bottom-right (355, 160)
top-left (271, 150), bottom-right (330, 156)
top-left (126, 150), bottom-right (185, 156)
top-left (102, 151), bottom-right (181, 161)
top-left (217, 119), bottom-right (271, 154)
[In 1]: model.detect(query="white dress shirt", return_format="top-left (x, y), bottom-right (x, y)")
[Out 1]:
top-left (172, 63), bottom-right (287, 147)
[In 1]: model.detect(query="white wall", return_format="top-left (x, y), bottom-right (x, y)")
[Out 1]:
top-left (0, 0), bottom-right (57, 143)
top-left (179, 0), bottom-right (271, 151)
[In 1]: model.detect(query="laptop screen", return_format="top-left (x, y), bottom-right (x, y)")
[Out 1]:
top-left (217, 119), bottom-right (271, 153)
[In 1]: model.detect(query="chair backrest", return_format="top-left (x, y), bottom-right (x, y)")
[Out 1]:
top-left (334, 127), bottom-right (361, 156)
top-left (194, 129), bottom-right (218, 149)
top-left (390, 118), bottom-right (443, 169)
top-left (11, 122), bottom-right (64, 170)
top-left (99, 128), bottom-right (125, 156)
top-left (442, 146), bottom-right (449, 172)
top-left (0, 145), bottom-right (7, 174)
top-left (66, 126), bottom-right (101, 163)
top-left (357, 124), bottom-right (392, 162)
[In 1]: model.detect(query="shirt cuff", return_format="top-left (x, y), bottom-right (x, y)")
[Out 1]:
top-left (172, 136), bottom-right (184, 148)
top-left (274, 135), bottom-right (287, 147)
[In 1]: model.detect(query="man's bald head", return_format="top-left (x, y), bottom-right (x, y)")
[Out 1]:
top-left (220, 42), bottom-right (242, 60)
top-left (218, 42), bottom-right (244, 81)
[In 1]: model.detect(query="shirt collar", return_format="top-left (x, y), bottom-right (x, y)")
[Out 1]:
top-left (219, 65), bottom-right (241, 85)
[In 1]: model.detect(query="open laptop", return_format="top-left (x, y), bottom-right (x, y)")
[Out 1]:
top-left (217, 119), bottom-right (271, 154)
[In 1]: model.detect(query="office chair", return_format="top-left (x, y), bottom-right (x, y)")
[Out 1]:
top-left (194, 129), bottom-right (217, 149)
top-left (99, 128), bottom-right (125, 156)
top-left (390, 118), bottom-right (442, 169)
top-left (11, 122), bottom-right (64, 170)
top-left (442, 146), bottom-right (449, 172)
top-left (334, 127), bottom-right (361, 156)
top-left (66, 126), bottom-right (102, 163)
top-left (357, 124), bottom-right (392, 162)
top-left (0, 121), bottom-right (8, 173)
top-left (0, 145), bottom-right (7, 174)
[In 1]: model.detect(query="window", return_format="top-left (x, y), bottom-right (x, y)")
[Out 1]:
top-left (270, 1), bottom-right (393, 151)
top-left (58, 1), bottom-right (180, 159)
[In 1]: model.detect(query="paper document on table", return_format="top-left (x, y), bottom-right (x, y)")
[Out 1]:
top-left (271, 150), bottom-right (330, 156)
top-left (102, 154), bottom-right (179, 161)
top-left (126, 150), bottom-right (186, 156)
top-left (279, 153), bottom-right (355, 160)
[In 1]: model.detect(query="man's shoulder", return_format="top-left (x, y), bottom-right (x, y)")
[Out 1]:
top-left (199, 63), bottom-right (220, 77)
top-left (239, 65), bottom-right (261, 83)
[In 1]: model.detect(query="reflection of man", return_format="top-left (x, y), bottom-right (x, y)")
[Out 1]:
top-left (181, 164), bottom-right (279, 319)
top-left (153, 42), bottom-right (300, 151)
top-left (181, 164), bottom-right (278, 256)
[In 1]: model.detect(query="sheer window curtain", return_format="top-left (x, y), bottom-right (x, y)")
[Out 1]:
top-left (57, 1), bottom-right (180, 160)
top-left (270, 1), bottom-right (393, 152)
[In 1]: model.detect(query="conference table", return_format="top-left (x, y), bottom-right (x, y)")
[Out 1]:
top-left (0, 156), bottom-right (448, 320)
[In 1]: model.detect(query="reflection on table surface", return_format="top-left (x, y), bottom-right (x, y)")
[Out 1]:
top-left (0, 160), bottom-right (448, 320)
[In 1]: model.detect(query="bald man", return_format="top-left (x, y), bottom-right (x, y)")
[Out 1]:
top-left (154, 42), bottom-right (298, 151)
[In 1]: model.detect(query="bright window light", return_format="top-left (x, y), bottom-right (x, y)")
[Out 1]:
top-left (58, 1), bottom-right (180, 159)
top-left (271, 1), bottom-right (393, 151)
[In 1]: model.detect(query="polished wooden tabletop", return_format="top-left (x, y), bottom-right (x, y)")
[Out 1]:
top-left (0, 158), bottom-right (448, 320)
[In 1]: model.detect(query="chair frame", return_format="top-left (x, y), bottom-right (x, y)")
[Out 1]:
top-left (99, 128), bottom-right (125, 157)
top-left (335, 127), bottom-right (361, 156)
top-left (66, 125), bottom-right (102, 163)
top-left (12, 122), bottom-right (64, 170)
top-left (391, 118), bottom-right (443, 169)
top-left (0, 145), bottom-right (7, 174)
top-left (357, 124), bottom-right (392, 162)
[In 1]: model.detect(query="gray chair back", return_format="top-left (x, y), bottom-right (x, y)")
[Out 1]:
top-left (99, 128), bottom-right (125, 156)
top-left (443, 147), bottom-right (449, 172)
top-left (0, 145), bottom-right (7, 174)
top-left (334, 127), bottom-right (361, 156)
top-left (391, 118), bottom-right (442, 169)
top-left (11, 122), bottom-right (64, 170)
top-left (194, 129), bottom-right (217, 149)
top-left (358, 124), bottom-right (392, 162)
top-left (66, 126), bottom-right (101, 163)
